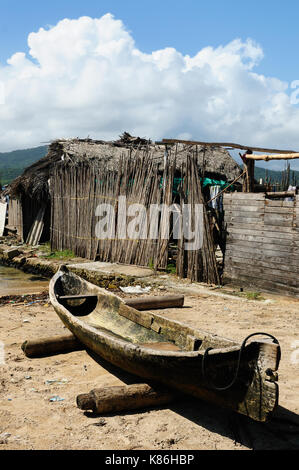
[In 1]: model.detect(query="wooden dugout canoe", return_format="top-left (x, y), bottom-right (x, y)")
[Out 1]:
top-left (49, 266), bottom-right (281, 422)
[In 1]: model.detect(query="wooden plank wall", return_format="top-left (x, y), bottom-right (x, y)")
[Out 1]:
top-left (223, 193), bottom-right (299, 297)
top-left (7, 198), bottom-right (23, 240)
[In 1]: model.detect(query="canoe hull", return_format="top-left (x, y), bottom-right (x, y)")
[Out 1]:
top-left (49, 267), bottom-right (280, 422)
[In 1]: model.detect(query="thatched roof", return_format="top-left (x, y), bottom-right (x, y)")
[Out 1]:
top-left (8, 133), bottom-right (242, 200)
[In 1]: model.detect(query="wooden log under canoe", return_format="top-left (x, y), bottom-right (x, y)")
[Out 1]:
top-left (49, 265), bottom-right (281, 422)
top-left (21, 333), bottom-right (84, 358)
top-left (77, 383), bottom-right (179, 414)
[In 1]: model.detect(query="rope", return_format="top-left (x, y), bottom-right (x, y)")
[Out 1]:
top-left (201, 332), bottom-right (280, 392)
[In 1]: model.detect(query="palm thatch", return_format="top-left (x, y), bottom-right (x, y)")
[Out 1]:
top-left (8, 133), bottom-right (242, 201)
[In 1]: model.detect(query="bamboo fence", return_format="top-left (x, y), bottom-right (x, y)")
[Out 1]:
top-left (50, 150), bottom-right (219, 283)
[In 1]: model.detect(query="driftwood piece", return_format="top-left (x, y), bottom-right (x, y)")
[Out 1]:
top-left (21, 333), bottom-right (83, 358)
top-left (76, 383), bottom-right (179, 414)
top-left (125, 295), bottom-right (184, 310)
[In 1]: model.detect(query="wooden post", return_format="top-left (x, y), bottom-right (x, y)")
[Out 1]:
top-left (246, 158), bottom-right (255, 192)
top-left (240, 151), bottom-right (255, 192)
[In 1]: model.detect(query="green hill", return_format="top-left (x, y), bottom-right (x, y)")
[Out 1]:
top-left (254, 165), bottom-right (299, 184)
top-left (0, 146), bottom-right (48, 185)
top-left (238, 164), bottom-right (299, 186)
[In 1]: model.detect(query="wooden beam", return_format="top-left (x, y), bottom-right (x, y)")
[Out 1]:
top-left (58, 294), bottom-right (97, 300)
top-left (265, 191), bottom-right (296, 197)
top-left (246, 153), bottom-right (299, 161)
top-left (155, 139), bottom-right (299, 154)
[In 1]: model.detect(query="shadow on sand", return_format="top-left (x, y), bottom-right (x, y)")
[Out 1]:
top-left (83, 349), bottom-right (299, 450)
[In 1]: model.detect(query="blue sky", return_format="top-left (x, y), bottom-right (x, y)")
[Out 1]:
top-left (1, 0), bottom-right (299, 170)
top-left (1, 0), bottom-right (298, 82)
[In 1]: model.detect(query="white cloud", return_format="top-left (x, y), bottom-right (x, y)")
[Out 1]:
top-left (0, 13), bottom-right (299, 169)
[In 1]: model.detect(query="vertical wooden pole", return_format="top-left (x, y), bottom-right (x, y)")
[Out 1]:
top-left (246, 159), bottom-right (255, 192)
top-left (241, 151), bottom-right (255, 192)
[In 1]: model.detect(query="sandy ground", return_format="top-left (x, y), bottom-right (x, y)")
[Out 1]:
top-left (0, 284), bottom-right (298, 451)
